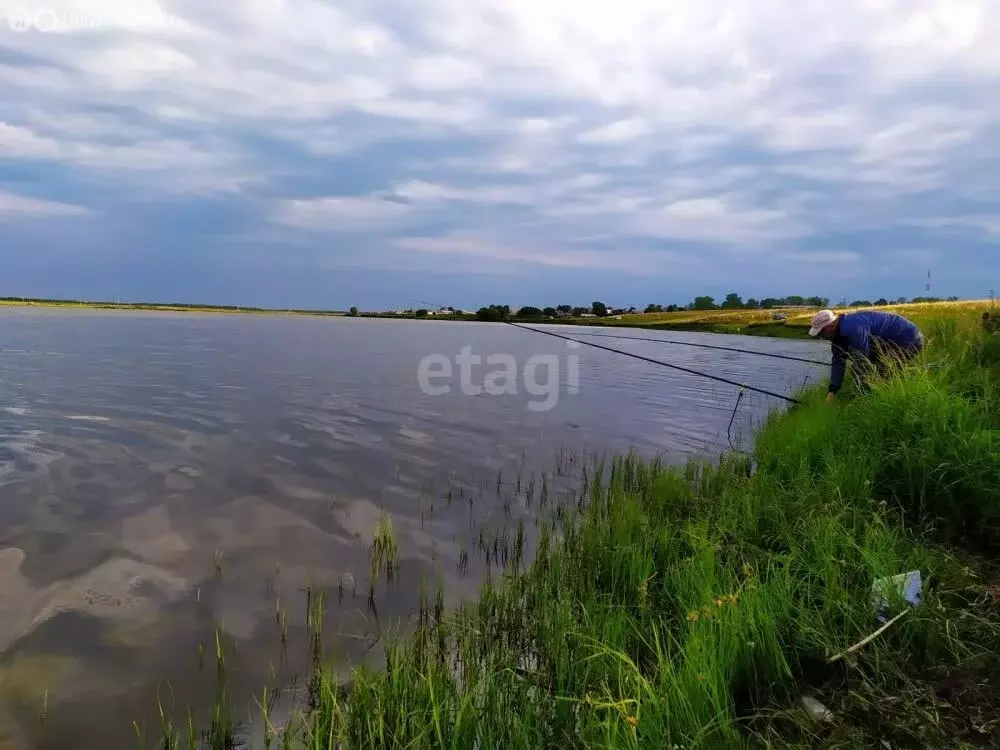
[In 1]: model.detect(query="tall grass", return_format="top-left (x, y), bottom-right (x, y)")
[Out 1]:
top-left (165, 318), bottom-right (1000, 748)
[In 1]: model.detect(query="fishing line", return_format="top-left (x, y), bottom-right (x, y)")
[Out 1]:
top-left (399, 298), bottom-right (826, 365)
top-left (504, 322), bottom-right (804, 405)
top-left (727, 388), bottom-right (746, 450)
top-left (564, 330), bottom-right (830, 366)
top-left (390, 296), bottom-right (807, 405)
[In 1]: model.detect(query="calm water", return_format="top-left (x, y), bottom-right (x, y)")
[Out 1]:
top-left (0, 309), bottom-right (826, 747)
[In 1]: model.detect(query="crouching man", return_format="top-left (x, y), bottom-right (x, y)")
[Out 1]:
top-left (808, 309), bottom-right (924, 402)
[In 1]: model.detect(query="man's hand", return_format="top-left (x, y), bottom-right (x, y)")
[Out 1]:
top-left (826, 392), bottom-right (837, 404)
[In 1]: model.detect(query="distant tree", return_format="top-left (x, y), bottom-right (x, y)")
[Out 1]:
top-left (628, 306), bottom-right (636, 314)
top-left (807, 296), bottom-right (828, 307)
top-left (645, 303), bottom-right (663, 313)
top-left (895, 297), bottom-right (908, 304)
top-left (785, 295), bottom-right (806, 306)
top-left (349, 306), bottom-right (359, 317)
top-left (721, 292), bottom-right (744, 309)
top-left (415, 309), bottom-right (429, 318)
top-left (875, 298), bottom-right (888, 306)
top-left (850, 300), bottom-right (872, 307)
top-left (592, 301), bottom-right (608, 317)
top-left (557, 304), bottom-right (572, 314)
top-left (476, 304), bottom-right (511, 322)
top-left (516, 306), bottom-right (544, 319)
top-left (666, 304), bottom-right (680, 313)
top-left (572, 306), bottom-right (589, 317)
top-left (692, 296), bottom-right (716, 310)
top-left (543, 307), bottom-right (557, 317)
top-left (947, 296), bottom-right (960, 302)
top-left (745, 298), bottom-right (759, 309)
top-left (760, 298), bottom-right (780, 309)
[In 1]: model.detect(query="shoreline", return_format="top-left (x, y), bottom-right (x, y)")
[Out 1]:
top-left (3, 299), bottom-right (991, 343)
top-left (146, 312), bottom-right (1000, 747)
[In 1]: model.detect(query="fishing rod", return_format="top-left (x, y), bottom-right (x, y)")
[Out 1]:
top-left (406, 298), bottom-right (825, 365)
top-left (504, 322), bottom-right (804, 405)
top-left (563, 330), bottom-right (830, 366)
top-left (398, 298), bottom-right (806, 405)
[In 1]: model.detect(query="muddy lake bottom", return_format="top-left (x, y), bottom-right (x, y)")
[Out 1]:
top-left (0, 308), bottom-right (825, 748)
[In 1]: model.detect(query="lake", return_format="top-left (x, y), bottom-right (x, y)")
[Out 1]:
top-left (0, 308), bottom-right (826, 747)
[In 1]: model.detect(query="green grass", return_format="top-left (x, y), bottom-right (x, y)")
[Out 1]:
top-left (154, 316), bottom-right (1000, 748)
top-left (563, 300), bottom-right (996, 338)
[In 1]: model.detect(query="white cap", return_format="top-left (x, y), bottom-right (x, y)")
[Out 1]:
top-left (808, 309), bottom-right (838, 336)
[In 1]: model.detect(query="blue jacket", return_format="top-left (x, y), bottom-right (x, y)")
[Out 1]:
top-left (829, 311), bottom-right (923, 393)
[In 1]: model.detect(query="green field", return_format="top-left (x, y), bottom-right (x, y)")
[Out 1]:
top-left (563, 300), bottom-right (996, 338)
top-left (146, 310), bottom-right (1000, 749)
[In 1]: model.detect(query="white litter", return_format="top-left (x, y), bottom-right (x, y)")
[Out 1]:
top-left (872, 570), bottom-right (922, 624)
top-left (828, 570), bottom-right (924, 664)
top-left (800, 696), bottom-right (834, 723)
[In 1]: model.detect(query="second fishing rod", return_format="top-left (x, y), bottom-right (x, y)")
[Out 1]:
top-left (404, 298), bottom-right (811, 405)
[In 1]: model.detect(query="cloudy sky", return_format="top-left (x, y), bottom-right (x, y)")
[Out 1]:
top-left (1, 1), bottom-right (998, 310)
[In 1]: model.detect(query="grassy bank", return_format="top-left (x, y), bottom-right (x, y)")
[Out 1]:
top-left (227, 316), bottom-right (998, 749)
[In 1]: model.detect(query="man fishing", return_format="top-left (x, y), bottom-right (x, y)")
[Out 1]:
top-left (808, 309), bottom-right (924, 402)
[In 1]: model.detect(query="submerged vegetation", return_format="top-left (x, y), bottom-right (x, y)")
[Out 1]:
top-left (126, 311), bottom-right (1000, 747)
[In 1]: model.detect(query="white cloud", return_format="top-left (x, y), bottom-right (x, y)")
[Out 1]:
top-left (0, 122), bottom-right (63, 158)
top-left (391, 180), bottom-right (531, 205)
top-left (0, 119), bottom-right (255, 194)
top-left (1, 0), bottom-right (999, 280)
top-left (662, 198), bottom-right (730, 221)
top-left (274, 195), bottom-right (412, 229)
top-left (406, 55), bottom-right (484, 91)
top-left (0, 191), bottom-right (90, 218)
top-left (632, 195), bottom-right (801, 245)
top-left (578, 118), bottom-right (649, 144)
top-left (393, 234), bottom-right (677, 273)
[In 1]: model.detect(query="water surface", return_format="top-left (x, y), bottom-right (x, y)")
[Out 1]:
top-left (0, 309), bottom-right (826, 747)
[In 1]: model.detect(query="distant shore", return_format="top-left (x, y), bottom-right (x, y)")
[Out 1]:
top-left (0, 298), bottom-right (347, 317)
top-left (2, 298), bottom-right (991, 341)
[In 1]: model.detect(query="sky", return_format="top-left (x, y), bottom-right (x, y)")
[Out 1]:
top-left (1, 0), bottom-right (999, 311)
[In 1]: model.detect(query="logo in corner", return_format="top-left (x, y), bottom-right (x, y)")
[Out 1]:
top-left (7, 9), bottom-right (33, 32)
